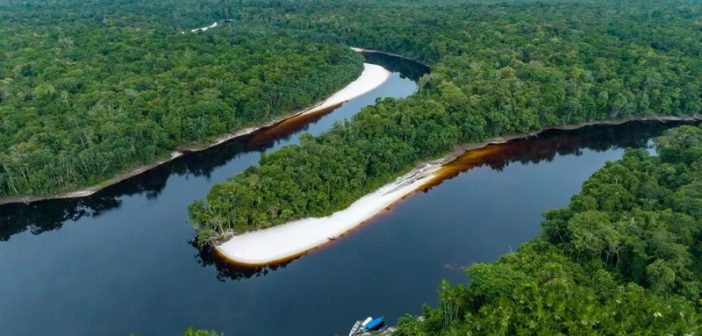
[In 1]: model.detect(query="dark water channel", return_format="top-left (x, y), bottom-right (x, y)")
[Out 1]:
top-left (0, 53), bottom-right (693, 335)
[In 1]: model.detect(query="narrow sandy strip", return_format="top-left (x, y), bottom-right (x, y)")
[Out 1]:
top-left (216, 115), bottom-right (702, 266)
top-left (313, 63), bottom-right (389, 111)
top-left (216, 163), bottom-right (443, 266)
top-left (191, 21), bottom-right (219, 33)
top-left (0, 62), bottom-right (389, 205)
top-left (203, 63), bottom-right (389, 148)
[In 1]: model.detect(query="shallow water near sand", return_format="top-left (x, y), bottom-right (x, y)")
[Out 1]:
top-left (0, 53), bottom-right (695, 335)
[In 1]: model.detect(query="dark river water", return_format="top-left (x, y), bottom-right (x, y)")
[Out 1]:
top-left (0, 53), bottom-right (693, 336)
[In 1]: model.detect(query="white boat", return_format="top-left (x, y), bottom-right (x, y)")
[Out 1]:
top-left (348, 321), bottom-right (362, 336)
top-left (349, 316), bottom-right (374, 335)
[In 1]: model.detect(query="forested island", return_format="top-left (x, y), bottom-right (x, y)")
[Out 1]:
top-left (189, 0), bottom-right (702, 243)
top-left (185, 124), bottom-right (702, 334)
top-left (182, 0), bottom-right (702, 331)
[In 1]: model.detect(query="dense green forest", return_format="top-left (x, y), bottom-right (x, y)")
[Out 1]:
top-left (183, 124), bottom-right (702, 336)
top-left (391, 124), bottom-right (702, 334)
top-left (189, 0), bottom-right (702, 244)
top-left (2, 0), bottom-right (700, 334)
top-left (0, 1), bottom-right (362, 197)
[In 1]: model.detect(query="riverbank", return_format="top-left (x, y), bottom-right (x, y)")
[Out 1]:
top-left (431, 115), bottom-right (702, 172)
top-left (0, 63), bottom-right (390, 206)
top-left (216, 163), bottom-right (442, 266)
top-left (215, 115), bottom-right (701, 266)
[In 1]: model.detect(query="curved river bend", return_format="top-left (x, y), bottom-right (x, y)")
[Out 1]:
top-left (0, 53), bottom-right (695, 336)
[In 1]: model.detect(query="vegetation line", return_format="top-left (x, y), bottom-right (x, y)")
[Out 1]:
top-left (214, 158), bottom-right (440, 266)
top-left (394, 123), bottom-right (702, 334)
top-left (352, 47), bottom-right (432, 68)
top-left (442, 115), bottom-right (702, 168)
top-left (191, 0), bottom-right (702, 247)
top-left (0, 61), bottom-right (382, 206)
top-left (212, 115), bottom-right (701, 266)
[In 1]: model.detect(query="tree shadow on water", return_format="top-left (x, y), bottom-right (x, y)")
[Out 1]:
top-left (193, 242), bottom-right (294, 282)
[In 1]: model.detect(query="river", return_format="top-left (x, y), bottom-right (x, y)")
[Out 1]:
top-left (0, 53), bottom-right (694, 336)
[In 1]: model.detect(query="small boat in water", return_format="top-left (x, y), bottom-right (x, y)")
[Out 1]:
top-left (348, 317), bottom-right (371, 336)
top-left (365, 317), bottom-right (385, 331)
top-left (349, 316), bottom-right (385, 335)
top-left (348, 321), bottom-right (362, 336)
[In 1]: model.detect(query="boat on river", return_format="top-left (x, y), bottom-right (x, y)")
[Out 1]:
top-left (365, 317), bottom-right (385, 331)
top-left (349, 316), bottom-right (386, 335)
top-left (348, 321), bottom-right (362, 336)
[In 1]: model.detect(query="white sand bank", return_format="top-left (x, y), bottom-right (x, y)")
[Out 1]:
top-left (191, 22), bottom-right (218, 33)
top-left (216, 163), bottom-right (441, 266)
top-left (207, 63), bottom-right (389, 147)
top-left (308, 63), bottom-right (389, 113)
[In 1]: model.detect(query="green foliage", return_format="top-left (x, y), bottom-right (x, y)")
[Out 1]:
top-left (190, 0), bottom-right (702, 244)
top-left (395, 125), bottom-right (702, 334)
top-left (182, 327), bottom-right (223, 336)
top-left (0, 1), bottom-right (363, 197)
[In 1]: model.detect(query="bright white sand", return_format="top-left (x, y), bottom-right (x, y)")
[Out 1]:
top-left (215, 63), bottom-right (393, 265)
top-left (216, 163), bottom-right (441, 265)
top-left (191, 21), bottom-right (218, 33)
top-left (207, 63), bottom-right (389, 149)
top-left (306, 63), bottom-right (389, 113)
